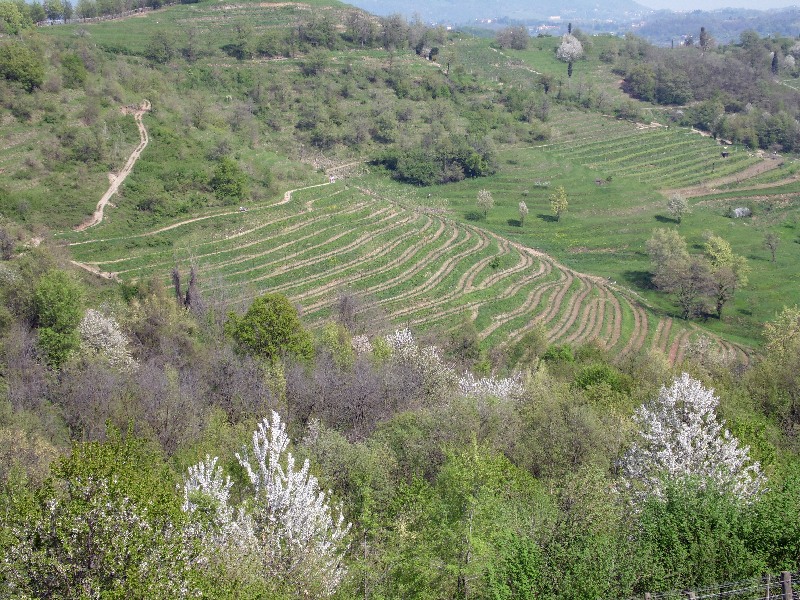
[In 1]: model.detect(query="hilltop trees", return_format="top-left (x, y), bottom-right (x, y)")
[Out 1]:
top-left (0, 2), bottom-right (31, 34)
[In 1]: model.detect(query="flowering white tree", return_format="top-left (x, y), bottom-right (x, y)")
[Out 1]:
top-left (477, 189), bottom-right (494, 218)
top-left (518, 200), bottom-right (528, 227)
top-left (183, 412), bottom-right (351, 596)
top-left (384, 328), bottom-right (456, 393)
top-left (556, 33), bottom-right (583, 77)
top-left (350, 334), bottom-right (373, 355)
top-left (620, 373), bottom-right (764, 502)
top-left (78, 308), bottom-right (136, 369)
top-left (666, 192), bottom-right (690, 224)
top-left (458, 371), bottom-right (523, 401)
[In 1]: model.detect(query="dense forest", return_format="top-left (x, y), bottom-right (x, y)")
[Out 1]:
top-left (1, 1), bottom-right (800, 598)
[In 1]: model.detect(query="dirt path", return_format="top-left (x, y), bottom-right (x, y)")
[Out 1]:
top-left (75, 100), bottom-right (151, 232)
top-left (489, 47), bottom-right (542, 76)
top-left (70, 260), bottom-right (120, 281)
top-left (664, 157), bottom-right (784, 198)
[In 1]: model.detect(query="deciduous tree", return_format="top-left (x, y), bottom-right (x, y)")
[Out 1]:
top-left (33, 271), bottom-right (83, 367)
top-left (183, 412), bottom-right (351, 596)
top-left (549, 186), bottom-right (568, 221)
top-left (477, 189), bottom-right (494, 218)
top-left (3, 431), bottom-right (195, 598)
top-left (0, 41), bottom-right (45, 92)
top-left (620, 373), bottom-right (764, 503)
top-left (518, 200), bottom-right (528, 227)
top-left (226, 293), bottom-right (313, 362)
top-left (704, 235), bottom-right (749, 318)
top-left (496, 26), bottom-right (529, 50)
top-left (556, 34), bottom-right (583, 78)
top-left (763, 231), bottom-right (780, 263)
top-left (666, 192), bottom-right (689, 224)
top-left (209, 157), bottom-right (249, 204)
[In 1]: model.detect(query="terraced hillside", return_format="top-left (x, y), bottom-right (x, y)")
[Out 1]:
top-left (68, 177), bottom-right (748, 365)
top-left (541, 110), bottom-right (761, 188)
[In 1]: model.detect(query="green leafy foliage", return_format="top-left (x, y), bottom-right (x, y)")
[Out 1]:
top-left (33, 270), bottom-right (83, 367)
top-left (0, 40), bottom-right (45, 92)
top-left (1, 430), bottom-right (196, 598)
top-left (61, 52), bottom-right (87, 88)
top-left (209, 157), bottom-right (249, 205)
top-left (374, 135), bottom-right (497, 186)
top-left (226, 293), bottom-right (313, 362)
top-left (634, 480), bottom-right (765, 593)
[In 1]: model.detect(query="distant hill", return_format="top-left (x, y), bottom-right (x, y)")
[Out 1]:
top-left (634, 7), bottom-right (800, 44)
top-left (345, 0), bottom-right (650, 25)
top-left (351, 0), bottom-right (800, 44)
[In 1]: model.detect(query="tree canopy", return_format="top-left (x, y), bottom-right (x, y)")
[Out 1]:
top-left (226, 293), bottom-right (313, 362)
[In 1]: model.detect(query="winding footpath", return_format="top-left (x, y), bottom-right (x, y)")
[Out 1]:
top-left (75, 100), bottom-right (151, 232)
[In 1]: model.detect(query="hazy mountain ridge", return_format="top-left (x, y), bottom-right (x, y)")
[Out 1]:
top-left (346, 0), bottom-right (800, 44)
top-left (635, 7), bottom-right (800, 44)
top-left (346, 0), bottom-right (650, 25)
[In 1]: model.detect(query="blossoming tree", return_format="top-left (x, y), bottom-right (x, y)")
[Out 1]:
top-left (620, 373), bottom-right (764, 502)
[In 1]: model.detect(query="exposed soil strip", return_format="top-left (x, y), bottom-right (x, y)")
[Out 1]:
top-left (75, 100), bottom-right (151, 232)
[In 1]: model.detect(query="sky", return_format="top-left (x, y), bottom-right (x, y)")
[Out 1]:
top-left (639, 0), bottom-right (799, 9)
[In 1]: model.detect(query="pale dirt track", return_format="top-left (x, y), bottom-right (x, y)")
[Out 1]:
top-left (75, 100), bottom-right (151, 232)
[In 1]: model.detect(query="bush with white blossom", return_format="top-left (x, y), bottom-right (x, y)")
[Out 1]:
top-left (458, 371), bottom-right (523, 401)
top-left (351, 334), bottom-right (373, 355)
top-left (183, 411), bottom-right (351, 596)
top-left (384, 328), bottom-right (456, 391)
top-left (620, 373), bottom-right (764, 503)
top-left (78, 308), bottom-right (136, 369)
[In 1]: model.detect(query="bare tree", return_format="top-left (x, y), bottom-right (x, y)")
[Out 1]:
top-left (670, 258), bottom-right (715, 320)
